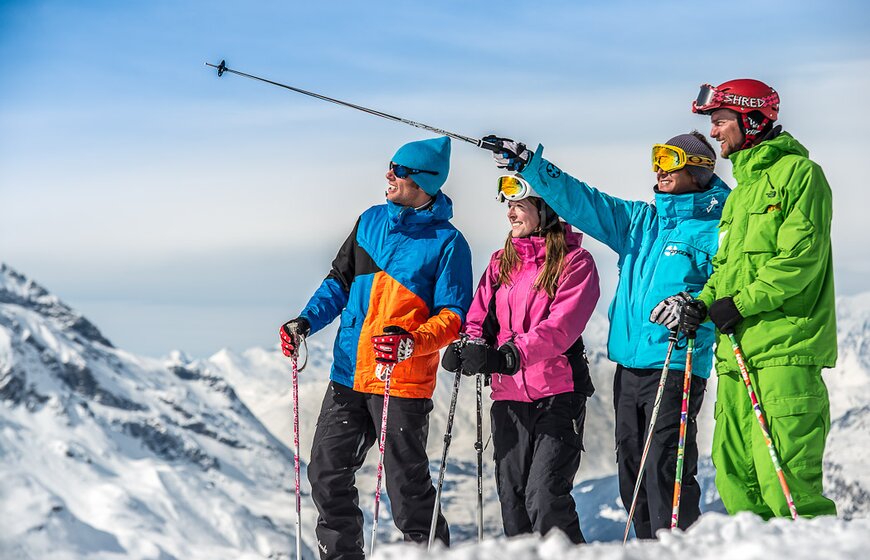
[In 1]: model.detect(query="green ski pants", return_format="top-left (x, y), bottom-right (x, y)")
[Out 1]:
top-left (712, 364), bottom-right (837, 519)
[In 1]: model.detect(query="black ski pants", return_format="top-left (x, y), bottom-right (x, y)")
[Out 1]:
top-left (614, 364), bottom-right (707, 539)
top-left (491, 392), bottom-right (587, 544)
top-left (308, 381), bottom-right (448, 559)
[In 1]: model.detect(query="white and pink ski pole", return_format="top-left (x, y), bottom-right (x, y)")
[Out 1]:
top-left (369, 362), bottom-right (396, 557)
top-left (291, 347), bottom-right (304, 560)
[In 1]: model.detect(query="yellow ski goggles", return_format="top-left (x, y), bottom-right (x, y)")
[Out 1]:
top-left (652, 144), bottom-right (715, 173)
top-left (496, 174), bottom-right (539, 202)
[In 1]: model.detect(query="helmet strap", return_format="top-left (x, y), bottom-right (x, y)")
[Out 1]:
top-left (739, 110), bottom-right (773, 150)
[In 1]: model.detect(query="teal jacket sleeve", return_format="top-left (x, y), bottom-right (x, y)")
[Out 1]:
top-left (520, 144), bottom-right (643, 256)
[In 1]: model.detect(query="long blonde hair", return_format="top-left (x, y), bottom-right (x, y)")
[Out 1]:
top-left (497, 220), bottom-right (568, 299)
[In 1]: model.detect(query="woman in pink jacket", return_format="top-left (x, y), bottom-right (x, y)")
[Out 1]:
top-left (442, 175), bottom-right (600, 543)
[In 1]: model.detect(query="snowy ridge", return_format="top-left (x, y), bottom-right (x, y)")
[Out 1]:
top-left (0, 263), bottom-right (312, 559)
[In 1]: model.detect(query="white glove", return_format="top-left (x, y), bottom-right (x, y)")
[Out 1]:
top-left (483, 135), bottom-right (532, 172)
top-left (649, 291), bottom-right (693, 329)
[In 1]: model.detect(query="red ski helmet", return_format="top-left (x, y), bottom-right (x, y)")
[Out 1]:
top-left (692, 79), bottom-right (780, 149)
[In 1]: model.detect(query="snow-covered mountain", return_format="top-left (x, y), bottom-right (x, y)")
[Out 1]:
top-left (0, 264), bottom-right (311, 559)
top-left (2, 262), bottom-right (869, 559)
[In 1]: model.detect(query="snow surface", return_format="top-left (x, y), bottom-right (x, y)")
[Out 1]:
top-left (2, 262), bottom-right (869, 559)
top-left (376, 513), bottom-right (869, 560)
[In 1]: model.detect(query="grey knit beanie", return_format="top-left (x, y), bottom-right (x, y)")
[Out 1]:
top-left (664, 132), bottom-right (716, 188)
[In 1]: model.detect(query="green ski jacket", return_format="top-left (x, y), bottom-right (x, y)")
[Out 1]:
top-left (698, 130), bottom-right (837, 372)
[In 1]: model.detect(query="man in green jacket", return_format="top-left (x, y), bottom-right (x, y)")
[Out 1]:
top-left (679, 78), bottom-right (837, 519)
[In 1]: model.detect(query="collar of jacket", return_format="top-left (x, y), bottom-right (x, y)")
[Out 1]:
top-left (729, 127), bottom-right (809, 183)
top-left (386, 191), bottom-right (454, 228)
top-left (654, 175), bottom-right (731, 220)
top-left (509, 226), bottom-right (584, 264)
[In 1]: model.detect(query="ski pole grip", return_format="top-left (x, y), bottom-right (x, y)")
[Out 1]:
top-left (479, 136), bottom-right (502, 153)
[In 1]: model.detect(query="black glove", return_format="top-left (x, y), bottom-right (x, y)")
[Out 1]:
top-left (709, 297), bottom-right (742, 335)
top-left (279, 317), bottom-right (311, 357)
top-left (649, 291), bottom-right (693, 329)
top-left (680, 300), bottom-right (707, 337)
top-left (460, 341), bottom-right (520, 375)
top-left (441, 341), bottom-right (463, 373)
top-left (482, 135), bottom-right (532, 172)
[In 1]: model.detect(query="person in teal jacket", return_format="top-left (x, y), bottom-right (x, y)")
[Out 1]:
top-left (678, 79), bottom-right (838, 519)
top-left (483, 131), bottom-right (730, 538)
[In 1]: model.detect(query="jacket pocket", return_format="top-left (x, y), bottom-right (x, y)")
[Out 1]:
top-left (743, 208), bottom-right (781, 253)
top-left (760, 395), bottom-right (827, 468)
top-left (339, 309), bottom-right (357, 330)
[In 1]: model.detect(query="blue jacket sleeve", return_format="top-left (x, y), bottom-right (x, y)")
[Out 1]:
top-left (407, 229), bottom-right (474, 356)
top-left (299, 219), bottom-right (358, 334)
top-left (432, 230), bottom-right (474, 321)
top-left (520, 144), bottom-right (643, 255)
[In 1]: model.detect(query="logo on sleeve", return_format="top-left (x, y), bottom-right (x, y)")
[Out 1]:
top-left (546, 163), bottom-right (562, 178)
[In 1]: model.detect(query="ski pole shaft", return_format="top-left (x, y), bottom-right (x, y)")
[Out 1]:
top-left (205, 60), bottom-right (500, 152)
top-left (475, 373), bottom-right (484, 542)
top-left (370, 363), bottom-right (395, 557)
top-left (728, 333), bottom-right (799, 520)
top-left (291, 354), bottom-right (302, 560)
top-left (622, 328), bottom-right (679, 544)
top-left (670, 336), bottom-right (695, 529)
top-left (428, 370), bottom-right (462, 551)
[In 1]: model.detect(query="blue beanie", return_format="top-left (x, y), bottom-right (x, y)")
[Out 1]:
top-left (391, 136), bottom-right (451, 196)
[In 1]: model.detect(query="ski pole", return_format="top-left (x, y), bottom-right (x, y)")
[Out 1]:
top-left (670, 334), bottom-right (695, 529)
top-left (427, 369), bottom-right (462, 551)
top-left (622, 328), bottom-right (679, 545)
top-left (728, 333), bottom-right (799, 520)
top-left (205, 60), bottom-right (501, 152)
top-left (291, 349), bottom-right (303, 560)
top-left (370, 362), bottom-right (396, 557)
top-left (475, 373), bottom-right (484, 542)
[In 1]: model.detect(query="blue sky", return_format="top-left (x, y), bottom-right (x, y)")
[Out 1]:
top-left (2, 1), bottom-right (868, 358)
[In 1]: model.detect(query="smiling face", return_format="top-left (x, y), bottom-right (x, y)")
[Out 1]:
top-left (507, 199), bottom-right (541, 238)
top-left (385, 165), bottom-right (433, 207)
top-left (709, 109), bottom-right (745, 158)
top-left (656, 167), bottom-right (699, 194)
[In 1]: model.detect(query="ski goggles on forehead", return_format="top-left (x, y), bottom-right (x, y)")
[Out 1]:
top-left (652, 144), bottom-right (715, 173)
top-left (389, 162), bottom-right (439, 179)
top-left (693, 83), bottom-right (719, 113)
top-left (496, 174), bottom-right (539, 202)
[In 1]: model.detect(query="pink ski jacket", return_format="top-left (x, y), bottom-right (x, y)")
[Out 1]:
top-left (464, 228), bottom-right (600, 402)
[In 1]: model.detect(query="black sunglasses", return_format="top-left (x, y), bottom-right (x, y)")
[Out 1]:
top-left (389, 162), bottom-right (439, 179)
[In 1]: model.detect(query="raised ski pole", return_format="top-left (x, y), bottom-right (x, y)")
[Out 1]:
top-left (475, 373), bottom-right (484, 542)
top-left (670, 333), bottom-right (696, 529)
top-left (205, 60), bottom-right (501, 152)
top-left (427, 367), bottom-right (463, 551)
top-left (370, 362), bottom-right (396, 557)
top-left (728, 333), bottom-right (799, 520)
top-left (622, 327), bottom-right (679, 544)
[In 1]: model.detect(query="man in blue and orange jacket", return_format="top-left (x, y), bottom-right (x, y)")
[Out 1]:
top-left (279, 136), bottom-right (473, 559)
